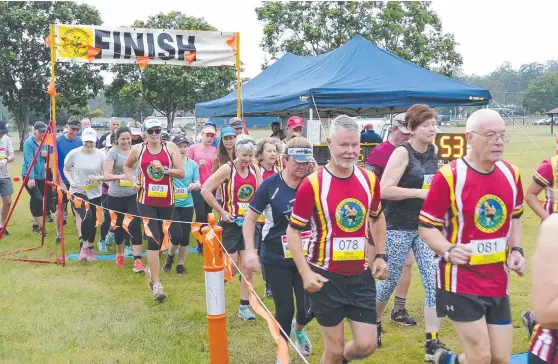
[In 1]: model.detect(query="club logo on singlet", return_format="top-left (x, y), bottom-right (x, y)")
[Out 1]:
top-left (335, 198), bottom-right (365, 233)
top-left (474, 194), bottom-right (507, 233)
top-left (146, 162), bottom-right (165, 182)
top-left (237, 184), bottom-right (255, 202)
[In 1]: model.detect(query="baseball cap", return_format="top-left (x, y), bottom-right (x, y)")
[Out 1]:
top-left (287, 147), bottom-right (313, 163)
top-left (287, 116), bottom-right (304, 129)
top-left (202, 122), bottom-right (216, 135)
top-left (81, 127), bottom-right (97, 142)
top-left (143, 118), bottom-right (162, 131)
top-left (0, 121), bottom-right (8, 134)
top-left (161, 132), bottom-right (170, 141)
top-left (67, 118), bottom-right (81, 128)
top-left (363, 124), bottom-right (374, 131)
top-left (229, 117), bottom-right (243, 129)
top-left (220, 126), bottom-right (235, 138)
top-left (33, 121), bottom-right (47, 132)
top-left (393, 113), bottom-right (410, 134)
top-left (174, 136), bottom-right (189, 145)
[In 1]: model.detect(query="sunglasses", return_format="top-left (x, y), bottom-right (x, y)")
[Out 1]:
top-left (237, 139), bottom-right (256, 146)
top-left (70, 127), bottom-right (80, 131)
top-left (147, 128), bottom-right (162, 135)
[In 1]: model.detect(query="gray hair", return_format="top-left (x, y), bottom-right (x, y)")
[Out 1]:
top-left (235, 134), bottom-right (257, 155)
top-left (255, 137), bottom-right (281, 161)
top-left (329, 115), bottom-right (359, 138)
top-left (466, 109), bottom-right (503, 133)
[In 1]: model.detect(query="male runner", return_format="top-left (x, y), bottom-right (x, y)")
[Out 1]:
top-left (287, 115), bottom-right (388, 364)
top-left (418, 109), bottom-right (526, 364)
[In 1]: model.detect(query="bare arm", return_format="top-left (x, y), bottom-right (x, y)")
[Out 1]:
top-left (369, 214), bottom-right (386, 255)
top-left (254, 164), bottom-right (263, 188)
top-left (507, 218), bottom-right (522, 249)
top-left (242, 209), bottom-right (259, 251)
top-left (101, 159), bottom-right (124, 182)
top-left (6, 150), bottom-right (14, 163)
top-left (201, 164), bottom-right (231, 215)
top-left (286, 226), bottom-right (312, 276)
top-left (525, 181), bottom-right (549, 221)
top-left (168, 144), bottom-right (185, 179)
top-left (63, 164), bottom-right (74, 186)
top-left (418, 226), bottom-right (453, 256)
top-left (212, 155), bottom-right (220, 174)
top-left (380, 147), bottom-right (426, 200)
top-left (532, 214), bottom-right (558, 328)
top-left (123, 146), bottom-right (139, 185)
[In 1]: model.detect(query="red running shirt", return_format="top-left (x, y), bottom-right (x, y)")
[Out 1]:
top-left (289, 166), bottom-right (381, 276)
top-left (533, 156), bottom-right (558, 214)
top-left (137, 142), bottom-right (174, 208)
top-left (419, 159), bottom-right (524, 297)
top-left (221, 162), bottom-right (258, 217)
top-left (530, 326), bottom-right (558, 364)
top-left (259, 162), bottom-right (279, 180)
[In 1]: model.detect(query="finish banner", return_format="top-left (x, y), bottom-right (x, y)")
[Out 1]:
top-left (54, 24), bottom-right (236, 67)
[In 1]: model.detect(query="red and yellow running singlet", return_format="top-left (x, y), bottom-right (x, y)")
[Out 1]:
top-left (259, 162), bottom-right (279, 181)
top-left (530, 326), bottom-right (558, 364)
top-left (533, 156), bottom-right (558, 214)
top-left (222, 161), bottom-right (257, 218)
top-left (137, 142), bottom-right (174, 207)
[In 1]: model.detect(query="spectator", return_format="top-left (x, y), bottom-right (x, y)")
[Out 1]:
top-left (128, 121), bottom-right (144, 145)
top-left (229, 117), bottom-right (244, 136)
top-left (0, 121), bottom-right (15, 235)
top-left (360, 124), bottom-right (383, 143)
top-left (78, 118), bottom-right (91, 136)
top-left (97, 117), bottom-right (121, 150)
top-left (270, 121), bottom-right (286, 140)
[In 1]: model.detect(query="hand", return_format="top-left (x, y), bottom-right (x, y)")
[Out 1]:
top-left (301, 269), bottom-right (329, 293)
top-left (88, 174), bottom-right (103, 182)
top-left (507, 250), bottom-right (526, 276)
top-left (27, 178), bottom-right (35, 189)
top-left (220, 211), bottom-right (233, 223)
top-left (241, 249), bottom-right (261, 273)
top-left (372, 257), bottom-right (388, 280)
top-left (418, 189), bottom-right (429, 199)
top-left (199, 159), bottom-right (207, 166)
top-left (0, 159), bottom-right (7, 168)
top-left (152, 160), bottom-right (163, 172)
top-left (448, 243), bottom-right (472, 265)
top-left (132, 183), bottom-right (140, 193)
top-left (188, 182), bottom-right (201, 191)
top-left (59, 183), bottom-right (68, 191)
top-left (40, 150), bottom-right (48, 158)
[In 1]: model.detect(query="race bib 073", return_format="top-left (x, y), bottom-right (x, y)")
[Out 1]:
top-left (174, 187), bottom-right (188, 199)
top-left (469, 238), bottom-right (507, 265)
top-left (147, 184), bottom-right (168, 198)
top-left (332, 237), bottom-right (366, 261)
top-left (422, 174), bottom-right (434, 190)
top-left (282, 231), bottom-right (311, 258)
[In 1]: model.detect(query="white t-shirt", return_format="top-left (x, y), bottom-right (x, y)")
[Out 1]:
top-left (0, 135), bottom-right (14, 179)
top-left (64, 148), bottom-right (106, 199)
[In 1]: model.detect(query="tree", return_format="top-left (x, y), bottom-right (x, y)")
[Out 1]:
top-left (106, 12), bottom-right (237, 129)
top-left (255, 1), bottom-right (462, 76)
top-left (522, 72), bottom-right (558, 115)
top-left (0, 2), bottom-right (104, 150)
top-left (90, 108), bottom-right (104, 118)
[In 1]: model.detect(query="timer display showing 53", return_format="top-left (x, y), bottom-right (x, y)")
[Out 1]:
top-left (435, 133), bottom-right (467, 161)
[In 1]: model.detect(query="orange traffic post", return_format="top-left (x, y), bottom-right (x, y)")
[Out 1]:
top-left (199, 213), bottom-right (229, 364)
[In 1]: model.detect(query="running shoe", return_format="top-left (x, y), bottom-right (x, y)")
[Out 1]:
top-left (291, 319), bottom-right (312, 356)
top-left (377, 322), bottom-right (383, 348)
top-left (145, 266), bottom-right (153, 291)
top-left (97, 239), bottom-right (108, 253)
top-left (162, 254), bottom-right (174, 273)
top-left (521, 310), bottom-right (537, 339)
top-left (106, 231), bottom-right (115, 246)
top-left (124, 245), bottom-right (133, 256)
top-left (237, 305), bottom-right (256, 321)
top-left (152, 282), bottom-right (166, 303)
top-left (133, 259), bottom-right (145, 273)
top-left (56, 233), bottom-right (61, 244)
top-left (265, 287), bottom-right (273, 299)
top-left (175, 264), bottom-right (187, 275)
top-left (425, 339), bottom-right (454, 362)
top-left (87, 246), bottom-right (97, 261)
top-left (78, 245), bottom-right (89, 261)
top-left (390, 308), bottom-right (417, 326)
top-left (0, 229), bottom-right (10, 238)
top-left (433, 350), bottom-right (458, 364)
top-left (46, 214), bottom-right (54, 223)
top-left (115, 255), bottom-right (124, 267)
top-left (32, 225), bottom-right (41, 234)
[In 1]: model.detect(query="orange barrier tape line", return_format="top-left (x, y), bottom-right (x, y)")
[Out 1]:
top-left (161, 220), bottom-right (171, 251)
top-left (109, 210), bottom-right (118, 230)
top-left (142, 217), bottom-right (156, 244)
top-left (122, 214), bottom-right (133, 233)
top-left (95, 205), bottom-right (103, 227)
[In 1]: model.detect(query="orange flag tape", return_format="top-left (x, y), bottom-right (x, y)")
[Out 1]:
top-left (109, 210), bottom-right (118, 230)
top-left (247, 282), bottom-right (289, 363)
top-left (95, 205), bottom-right (103, 227)
top-left (226, 35), bottom-right (236, 52)
top-left (186, 52), bottom-right (196, 65)
top-left (161, 220), bottom-right (171, 251)
top-left (137, 56), bottom-right (150, 72)
top-left (142, 217), bottom-right (156, 244)
top-left (122, 214), bottom-right (133, 233)
top-left (47, 80), bottom-right (58, 96)
top-left (87, 46), bottom-right (101, 62)
top-left (191, 222), bottom-right (203, 243)
top-left (223, 253), bottom-right (233, 282)
top-left (73, 196), bottom-right (82, 209)
top-left (83, 201), bottom-right (90, 216)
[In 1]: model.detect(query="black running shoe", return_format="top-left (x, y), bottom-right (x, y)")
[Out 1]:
top-left (433, 350), bottom-right (458, 364)
top-left (176, 264), bottom-right (187, 275)
top-left (32, 226), bottom-right (41, 234)
top-left (390, 308), bottom-right (417, 326)
top-left (162, 254), bottom-right (174, 273)
top-left (425, 339), bottom-right (454, 362)
top-left (377, 322), bottom-right (383, 349)
top-left (47, 214), bottom-right (54, 223)
top-left (521, 310), bottom-right (537, 339)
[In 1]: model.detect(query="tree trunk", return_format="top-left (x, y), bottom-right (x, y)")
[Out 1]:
top-left (18, 111), bottom-right (30, 151)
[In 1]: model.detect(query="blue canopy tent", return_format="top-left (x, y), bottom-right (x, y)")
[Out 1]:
top-left (195, 35), bottom-right (491, 118)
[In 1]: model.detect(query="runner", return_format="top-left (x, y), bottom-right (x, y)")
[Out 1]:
top-left (285, 116), bottom-right (304, 141)
top-left (162, 136), bottom-right (200, 275)
top-left (63, 127), bottom-right (106, 261)
top-left (254, 136), bottom-right (281, 298)
top-left (242, 136), bottom-right (313, 361)
top-left (529, 213), bottom-right (558, 364)
top-left (286, 115), bottom-right (387, 364)
top-left (212, 126), bottom-right (236, 206)
top-left (97, 117), bottom-right (121, 149)
top-left (417, 109), bottom-right (526, 364)
top-left (93, 127), bottom-right (144, 271)
top-left (229, 117), bottom-right (245, 136)
top-left (376, 105), bottom-right (449, 358)
top-left (0, 121), bottom-right (14, 236)
top-left (123, 118), bottom-right (184, 302)
top-left (364, 113), bottom-right (416, 327)
top-left (187, 122), bottom-right (217, 253)
top-left (201, 134), bottom-right (262, 321)
top-left (129, 121), bottom-right (144, 145)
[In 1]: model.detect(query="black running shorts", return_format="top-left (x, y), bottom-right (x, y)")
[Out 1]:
top-left (436, 288), bottom-right (511, 325)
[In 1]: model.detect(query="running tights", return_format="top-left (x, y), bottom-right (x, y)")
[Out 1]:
top-left (106, 194), bottom-right (142, 246)
top-left (169, 207), bottom-right (194, 247)
top-left (137, 203), bottom-right (174, 251)
top-left (73, 193), bottom-right (102, 243)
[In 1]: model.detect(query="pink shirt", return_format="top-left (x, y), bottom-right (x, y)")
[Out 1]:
top-left (187, 143), bottom-right (216, 184)
top-left (364, 141), bottom-right (396, 180)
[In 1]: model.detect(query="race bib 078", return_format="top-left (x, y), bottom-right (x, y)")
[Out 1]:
top-left (282, 231), bottom-right (311, 258)
top-left (332, 237), bottom-right (366, 261)
top-left (147, 184), bottom-right (168, 198)
top-left (469, 238), bottom-right (507, 265)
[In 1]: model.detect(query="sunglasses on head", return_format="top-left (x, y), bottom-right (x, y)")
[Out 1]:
top-left (147, 128), bottom-right (162, 135)
top-left (237, 139), bottom-right (256, 146)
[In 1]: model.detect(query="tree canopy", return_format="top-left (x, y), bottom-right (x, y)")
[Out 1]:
top-left (522, 72), bottom-right (558, 114)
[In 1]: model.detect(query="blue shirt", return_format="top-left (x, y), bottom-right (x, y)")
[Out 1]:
top-left (212, 137), bottom-right (220, 149)
top-left (56, 134), bottom-right (83, 184)
top-left (360, 130), bottom-right (383, 143)
top-left (22, 136), bottom-right (48, 180)
top-left (249, 172), bottom-right (309, 265)
top-left (173, 158), bottom-right (199, 208)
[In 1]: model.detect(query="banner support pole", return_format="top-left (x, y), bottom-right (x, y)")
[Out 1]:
top-left (235, 32), bottom-right (241, 118)
top-left (49, 24), bottom-right (58, 183)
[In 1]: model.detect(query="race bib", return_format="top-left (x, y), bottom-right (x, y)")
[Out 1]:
top-left (147, 184), bottom-right (168, 198)
top-left (84, 180), bottom-right (99, 191)
top-left (0, 147), bottom-right (6, 159)
top-left (237, 202), bottom-right (249, 216)
top-left (119, 178), bottom-right (133, 187)
top-left (332, 237), bottom-right (366, 261)
top-left (175, 187), bottom-right (188, 199)
top-left (257, 215), bottom-right (266, 223)
top-left (422, 174), bottom-right (434, 190)
top-left (282, 231), bottom-right (311, 258)
top-left (469, 238), bottom-right (507, 265)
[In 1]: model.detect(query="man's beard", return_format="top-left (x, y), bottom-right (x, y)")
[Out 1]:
top-left (331, 154), bottom-right (356, 169)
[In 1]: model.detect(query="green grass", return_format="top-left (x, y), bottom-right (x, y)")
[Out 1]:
top-left (0, 125), bottom-right (554, 363)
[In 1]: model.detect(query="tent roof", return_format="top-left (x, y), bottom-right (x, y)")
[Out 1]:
top-left (547, 107), bottom-right (558, 115)
top-left (196, 35), bottom-right (491, 118)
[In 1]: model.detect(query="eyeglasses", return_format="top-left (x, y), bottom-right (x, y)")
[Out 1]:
top-left (147, 128), bottom-right (162, 135)
top-left (472, 131), bottom-right (510, 143)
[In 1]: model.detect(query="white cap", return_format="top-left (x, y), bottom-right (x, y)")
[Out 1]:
top-left (144, 118), bottom-right (162, 131)
top-left (130, 127), bottom-right (142, 136)
top-left (82, 127), bottom-right (97, 142)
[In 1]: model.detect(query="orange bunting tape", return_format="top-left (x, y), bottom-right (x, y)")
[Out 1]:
top-left (95, 205), bottom-right (103, 227)
top-left (226, 35), bottom-right (236, 52)
top-left (191, 222), bottom-right (203, 243)
top-left (186, 52), bottom-right (196, 65)
top-left (47, 80), bottom-right (58, 96)
top-left (87, 46), bottom-right (101, 63)
top-left (204, 230), bottom-right (217, 264)
top-left (44, 34), bottom-right (53, 47)
top-left (122, 214), bottom-right (133, 233)
top-left (109, 210), bottom-right (118, 230)
top-left (161, 220), bottom-right (171, 251)
top-left (137, 56), bottom-right (150, 72)
top-left (223, 253), bottom-right (233, 282)
top-left (83, 201), bottom-right (90, 216)
top-left (142, 217), bottom-right (156, 244)
top-left (247, 282), bottom-right (289, 363)
top-left (73, 196), bottom-right (82, 209)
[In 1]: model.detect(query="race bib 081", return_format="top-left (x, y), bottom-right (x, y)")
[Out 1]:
top-left (282, 231), bottom-right (311, 258)
top-left (147, 184), bottom-right (168, 198)
top-left (332, 237), bottom-right (366, 261)
top-left (469, 238), bottom-right (507, 265)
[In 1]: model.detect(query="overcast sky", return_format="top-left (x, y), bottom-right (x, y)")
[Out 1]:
top-left (83, 0), bottom-right (558, 79)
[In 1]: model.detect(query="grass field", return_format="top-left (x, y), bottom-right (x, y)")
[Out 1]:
top-left (0, 125), bottom-right (554, 364)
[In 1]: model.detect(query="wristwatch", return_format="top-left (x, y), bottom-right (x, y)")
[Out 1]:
top-left (444, 246), bottom-right (455, 262)
top-left (163, 166), bottom-right (170, 175)
top-left (375, 253), bottom-right (387, 262)
top-left (510, 247), bottom-right (524, 257)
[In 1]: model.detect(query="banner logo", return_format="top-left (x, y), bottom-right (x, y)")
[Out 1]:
top-left (59, 26), bottom-right (92, 59)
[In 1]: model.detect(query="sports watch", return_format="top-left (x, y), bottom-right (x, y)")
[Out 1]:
top-left (444, 246), bottom-right (456, 262)
top-left (510, 247), bottom-right (524, 257)
top-left (375, 253), bottom-right (387, 262)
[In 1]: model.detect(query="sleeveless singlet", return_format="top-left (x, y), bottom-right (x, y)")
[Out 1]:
top-left (221, 161), bottom-right (258, 218)
top-left (137, 142), bottom-right (174, 207)
top-left (258, 162), bottom-right (279, 180)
